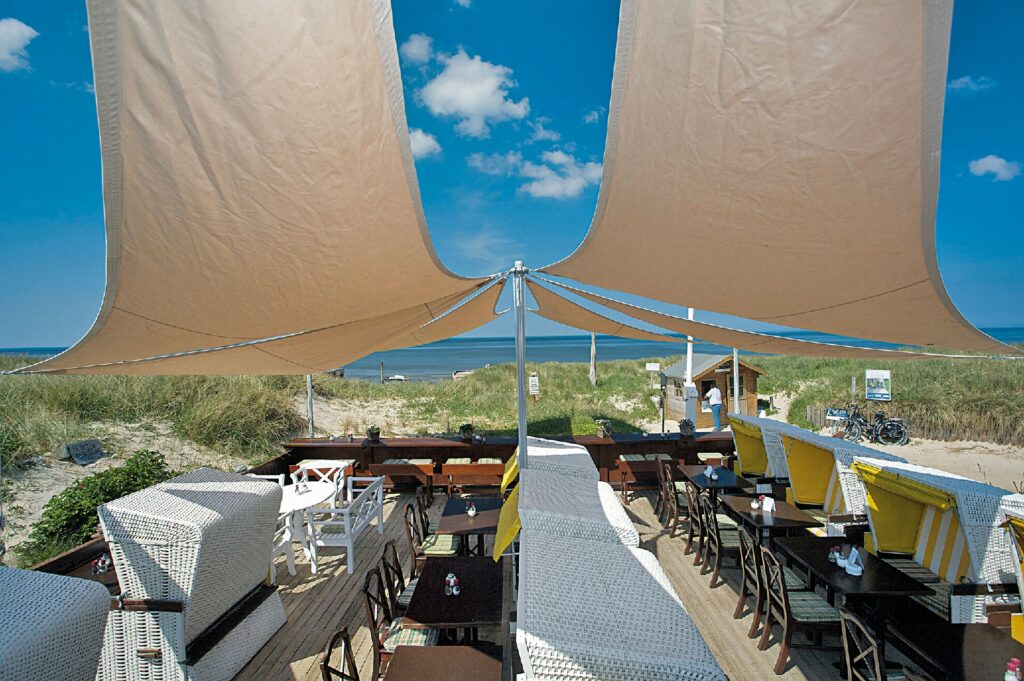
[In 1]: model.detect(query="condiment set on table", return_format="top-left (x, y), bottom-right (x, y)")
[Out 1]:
top-left (465, 500), bottom-right (477, 517)
top-left (828, 545), bottom-right (864, 576)
top-left (704, 464), bottom-right (719, 481)
top-left (1004, 656), bottom-right (1022, 680)
top-left (749, 495), bottom-right (775, 513)
top-left (444, 572), bottom-right (461, 597)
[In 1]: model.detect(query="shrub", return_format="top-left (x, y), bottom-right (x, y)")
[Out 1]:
top-left (13, 450), bottom-right (178, 566)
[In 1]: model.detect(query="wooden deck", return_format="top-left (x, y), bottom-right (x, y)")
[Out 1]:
top-left (237, 491), bottom-right (839, 681)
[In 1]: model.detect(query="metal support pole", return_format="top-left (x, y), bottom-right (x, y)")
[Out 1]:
top-left (589, 332), bottom-right (597, 387)
top-left (306, 374), bottom-right (315, 437)
top-left (732, 348), bottom-right (740, 417)
top-left (513, 262), bottom-right (529, 469)
top-left (685, 307), bottom-right (695, 382)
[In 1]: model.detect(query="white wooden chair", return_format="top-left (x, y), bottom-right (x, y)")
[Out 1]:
top-left (246, 474), bottom-right (297, 582)
top-left (307, 476), bottom-right (385, 574)
top-left (291, 460), bottom-right (352, 508)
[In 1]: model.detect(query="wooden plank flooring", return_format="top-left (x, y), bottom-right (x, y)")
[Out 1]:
top-left (237, 491), bottom-right (840, 681)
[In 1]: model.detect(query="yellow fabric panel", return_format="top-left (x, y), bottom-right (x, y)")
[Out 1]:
top-left (1004, 516), bottom-right (1024, 591)
top-left (1012, 614), bottom-right (1024, 644)
top-left (493, 483), bottom-right (521, 562)
top-left (851, 462), bottom-right (956, 509)
top-left (500, 452), bottom-right (519, 495)
top-left (783, 435), bottom-right (834, 506)
top-left (861, 479), bottom-right (926, 554)
top-left (729, 418), bottom-right (768, 476)
top-left (823, 467), bottom-right (846, 514)
top-left (864, 531), bottom-right (877, 555)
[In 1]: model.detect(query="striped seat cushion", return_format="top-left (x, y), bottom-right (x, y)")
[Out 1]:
top-left (396, 577), bottom-right (418, 609)
top-left (478, 458), bottom-right (502, 464)
top-left (716, 514), bottom-right (738, 529)
top-left (788, 591), bottom-right (840, 623)
top-left (883, 557), bottom-right (942, 584)
top-left (804, 507), bottom-right (829, 524)
top-left (383, 458), bottom-right (433, 465)
top-left (446, 457), bottom-right (472, 464)
top-left (382, 617), bottom-right (439, 651)
top-left (427, 520), bottom-right (439, 533)
top-left (620, 454), bottom-right (646, 462)
top-left (718, 531), bottom-right (741, 548)
top-left (422, 534), bottom-right (460, 555)
top-left (784, 566), bottom-right (807, 591)
top-left (673, 481), bottom-right (688, 492)
top-left (912, 582), bottom-right (951, 620)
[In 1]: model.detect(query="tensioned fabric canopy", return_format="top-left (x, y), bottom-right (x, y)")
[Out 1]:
top-left (25, 0), bottom-right (486, 374)
top-left (536, 278), bottom-right (981, 361)
top-left (542, 0), bottom-right (1015, 356)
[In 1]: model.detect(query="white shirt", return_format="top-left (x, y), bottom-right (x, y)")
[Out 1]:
top-left (705, 386), bottom-right (723, 406)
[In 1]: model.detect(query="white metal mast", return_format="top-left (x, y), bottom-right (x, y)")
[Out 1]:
top-left (512, 262), bottom-right (529, 469)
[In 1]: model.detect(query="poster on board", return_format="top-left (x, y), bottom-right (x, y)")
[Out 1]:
top-left (865, 369), bottom-right (892, 401)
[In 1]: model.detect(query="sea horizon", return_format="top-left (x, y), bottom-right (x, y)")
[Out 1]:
top-left (4, 326), bottom-right (1023, 382)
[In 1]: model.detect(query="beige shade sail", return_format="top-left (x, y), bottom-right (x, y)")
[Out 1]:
top-left (26, 0), bottom-right (484, 374)
top-left (543, 0), bottom-right (1016, 356)
top-left (539, 278), bottom-right (980, 361)
top-left (526, 281), bottom-right (680, 345)
top-left (43, 280), bottom-right (501, 375)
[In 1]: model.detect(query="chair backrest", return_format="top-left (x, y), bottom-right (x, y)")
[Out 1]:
top-left (737, 526), bottom-right (760, 590)
top-left (380, 540), bottom-right (406, 615)
top-left (362, 568), bottom-right (391, 680)
top-left (414, 487), bottom-right (431, 536)
top-left (403, 503), bottom-right (424, 572)
top-left (838, 607), bottom-right (884, 681)
top-left (699, 493), bottom-right (721, 549)
top-left (320, 627), bottom-right (359, 681)
top-left (247, 472), bottom-right (286, 486)
top-left (684, 482), bottom-right (704, 536)
top-left (656, 461), bottom-right (669, 498)
top-left (760, 545), bottom-right (791, 621)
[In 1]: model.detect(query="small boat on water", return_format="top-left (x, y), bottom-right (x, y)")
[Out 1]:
top-left (386, 374), bottom-right (408, 382)
top-left (452, 369), bottom-right (475, 381)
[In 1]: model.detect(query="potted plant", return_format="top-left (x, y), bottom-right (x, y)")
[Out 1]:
top-left (594, 419), bottom-right (612, 438)
top-left (679, 419), bottom-right (696, 437)
top-left (366, 424), bottom-right (381, 443)
top-left (458, 423), bottom-right (475, 442)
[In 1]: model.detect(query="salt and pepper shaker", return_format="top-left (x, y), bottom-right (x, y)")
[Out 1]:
top-left (466, 501), bottom-right (477, 517)
top-left (444, 572), bottom-right (460, 596)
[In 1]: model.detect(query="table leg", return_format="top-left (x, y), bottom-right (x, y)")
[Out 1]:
top-left (305, 509), bottom-right (319, 574)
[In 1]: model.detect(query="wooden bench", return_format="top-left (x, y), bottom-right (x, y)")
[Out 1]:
top-left (616, 453), bottom-right (673, 504)
top-left (441, 458), bottom-right (504, 497)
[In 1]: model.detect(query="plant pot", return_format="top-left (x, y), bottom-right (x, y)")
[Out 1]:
top-left (366, 430), bottom-right (381, 443)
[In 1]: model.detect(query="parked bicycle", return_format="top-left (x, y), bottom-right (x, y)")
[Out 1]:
top-left (831, 403), bottom-right (909, 445)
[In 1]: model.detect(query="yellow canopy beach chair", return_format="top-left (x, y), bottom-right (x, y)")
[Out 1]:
top-left (852, 458), bottom-right (1024, 623)
top-left (727, 415), bottom-right (769, 477)
top-left (999, 501), bottom-right (1024, 641)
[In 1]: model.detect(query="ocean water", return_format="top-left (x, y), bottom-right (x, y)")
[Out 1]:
top-left (4, 328), bottom-right (1023, 382)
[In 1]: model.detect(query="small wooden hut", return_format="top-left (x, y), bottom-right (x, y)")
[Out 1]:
top-left (663, 353), bottom-right (766, 429)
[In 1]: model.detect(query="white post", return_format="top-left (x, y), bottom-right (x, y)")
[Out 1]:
top-left (306, 374), bottom-right (315, 437)
top-left (513, 262), bottom-right (529, 469)
top-left (685, 307), bottom-right (695, 382)
top-left (732, 348), bottom-right (740, 418)
top-left (589, 332), bottom-right (597, 387)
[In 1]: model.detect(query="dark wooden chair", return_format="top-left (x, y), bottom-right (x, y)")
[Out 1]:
top-left (363, 567), bottom-right (439, 680)
top-left (736, 527), bottom-right (809, 638)
top-left (415, 487), bottom-right (436, 535)
top-left (403, 503), bottom-right (459, 577)
top-left (380, 539), bottom-right (417, 615)
top-left (698, 492), bottom-right (740, 587)
top-left (654, 458), bottom-right (669, 522)
top-left (660, 463), bottom-right (689, 538)
top-left (320, 627), bottom-right (359, 681)
top-left (839, 607), bottom-right (929, 681)
top-left (758, 545), bottom-right (840, 675)
top-left (683, 481), bottom-right (705, 561)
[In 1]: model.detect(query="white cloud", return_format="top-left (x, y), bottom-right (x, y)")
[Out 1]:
top-left (968, 155), bottom-right (1021, 182)
top-left (519, 150), bottom-right (602, 199)
top-left (583, 110), bottom-right (599, 123)
top-left (948, 75), bottom-right (996, 95)
top-left (0, 18), bottom-right (39, 73)
top-left (418, 49), bottom-right (529, 138)
top-left (528, 117), bottom-right (560, 143)
top-left (409, 128), bottom-right (442, 159)
top-left (467, 150), bottom-right (522, 175)
top-left (453, 227), bottom-right (520, 273)
top-left (400, 33), bottom-right (433, 65)
top-left (454, 0), bottom-right (472, 6)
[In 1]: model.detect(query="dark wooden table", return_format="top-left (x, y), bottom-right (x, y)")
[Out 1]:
top-left (402, 556), bottom-right (503, 638)
top-left (435, 496), bottom-right (503, 556)
top-left (679, 464), bottom-right (752, 501)
top-left (382, 644), bottom-right (502, 681)
top-left (886, 606), bottom-right (1024, 681)
top-left (719, 494), bottom-right (820, 544)
top-left (774, 536), bottom-right (932, 665)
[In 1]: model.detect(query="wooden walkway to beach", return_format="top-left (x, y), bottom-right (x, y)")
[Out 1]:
top-left (236, 491), bottom-right (840, 681)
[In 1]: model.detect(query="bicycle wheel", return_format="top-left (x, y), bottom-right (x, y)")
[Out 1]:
top-left (878, 421), bottom-right (908, 446)
top-left (843, 420), bottom-right (864, 442)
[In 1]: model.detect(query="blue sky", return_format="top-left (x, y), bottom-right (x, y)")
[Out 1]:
top-left (0, 1), bottom-right (1021, 348)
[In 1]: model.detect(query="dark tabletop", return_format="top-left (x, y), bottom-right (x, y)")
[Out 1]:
top-left (720, 494), bottom-right (821, 530)
top-left (402, 556), bottom-right (503, 629)
top-left (382, 644), bottom-right (502, 681)
top-left (774, 536), bottom-right (933, 598)
top-left (435, 496), bottom-right (504, 536)
top-left (679, 464), bottom-right (752, 492)
top-left (886, 608), bottom-right (1024, 681)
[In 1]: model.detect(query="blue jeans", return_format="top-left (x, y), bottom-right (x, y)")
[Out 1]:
top-left (711, 404), bottom-right (723, 431)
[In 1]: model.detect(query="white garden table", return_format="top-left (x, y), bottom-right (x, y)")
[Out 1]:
top-left (279, 480), bottom-right (336, 570)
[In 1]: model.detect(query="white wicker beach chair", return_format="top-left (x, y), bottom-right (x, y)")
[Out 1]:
top-left (516, 530), bottom-right (727, 681)
top-left (307, 475), bottom-right (385, 574)
top-left (524, 436), bottom-right (599, 480)
top-left (0, 567), bottom-right (110, 681)
top-left (245, 473), bottom-right (296, 582)
top-left (96, 468), bottom-right (287, 681)
top-left (519, 468), bottom-right (639, 546)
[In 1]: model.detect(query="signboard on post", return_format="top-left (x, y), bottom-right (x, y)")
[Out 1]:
top-left (529, 372), bottom-right (540, 401)
top-left (645, 362), bottom-right (661, 372)
top-left (865, 369), bottom-right (892, 401)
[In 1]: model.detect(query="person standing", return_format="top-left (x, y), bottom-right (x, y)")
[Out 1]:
top-left (705, 384), bottom-right (724, 431)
